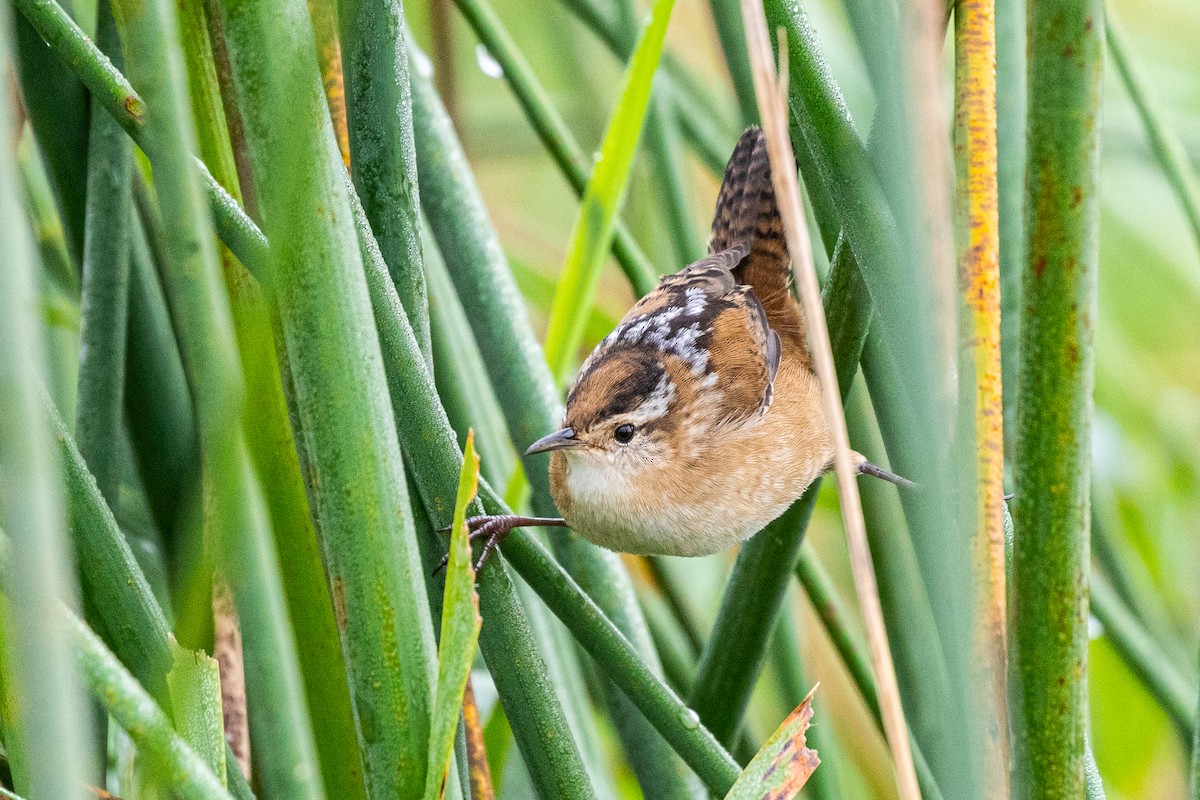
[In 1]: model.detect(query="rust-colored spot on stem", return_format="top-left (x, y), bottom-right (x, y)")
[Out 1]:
top-left (332, 576), bottom-right (348, 631)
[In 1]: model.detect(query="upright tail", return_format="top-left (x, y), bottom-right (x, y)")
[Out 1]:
top-left (708, 127), bottom-right (808, 363)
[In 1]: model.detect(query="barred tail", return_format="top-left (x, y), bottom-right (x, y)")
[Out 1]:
top-left (709, 126), bottom-right (807, 361)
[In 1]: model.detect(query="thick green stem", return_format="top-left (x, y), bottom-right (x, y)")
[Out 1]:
top-left (338, 0), bottom-right (431, 363)
top-left (1012, 0), bottom-right (1104, 795)
top-left (75, 0), bottom-right (133, 506)
top-left (176, 1), bottom-right (367, 795)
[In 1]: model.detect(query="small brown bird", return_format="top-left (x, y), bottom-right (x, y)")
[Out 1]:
top-left (458, 127), bottom-right (909, 568)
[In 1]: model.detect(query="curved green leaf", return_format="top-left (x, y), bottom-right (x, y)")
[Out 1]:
top-left (426, 432), bottom-right (483, 800)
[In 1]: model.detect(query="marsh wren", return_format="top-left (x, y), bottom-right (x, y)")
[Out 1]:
top-left (458, 127), bottom-right (910, 569)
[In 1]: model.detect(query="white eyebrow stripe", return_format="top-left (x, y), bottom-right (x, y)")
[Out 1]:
top-left (628, 374), bottom-right (676, 423)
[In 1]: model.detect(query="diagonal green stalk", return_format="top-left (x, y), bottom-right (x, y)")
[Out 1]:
top-left (126, 187), bottom-right (201, 545)
top-left (1012, 0), bottom-right (1104, 794)
top-left (1106, 10), bottom-right (1200, 260)
top-left (12, 10), bottom-right (89, 263)
top-left (644, 82), bottom-right (702, 266)
top-left (17, 133), bottom-right (81, 422)
top-left (48, 395), bottom-right (174, 696)
top-left (450, 0), bottom-right (659, 295)
top-left (425, 236), bottom-right (517, 484)
top-left (65, 609), bottom-right (234, 800)
top-left (17, 130), bottom-right (80, 298)
top-left (0, 13), bottom-right (93, 790)
top-left (338, 0), bottom-right (431, 363)
top-left (706, 0), bottom-right (758, 124)
top-left (75, 0), bottom-right (133, 506)
top-left (1090, 571), bottom-right (1195, 740)
top-left (109, 0), bottom-right (325, 795)
top-left (559, 0), bottom-right (736, 178)
top-left (216, 0), bottom-right (441, 795)
top-left (605, 0), bottom-right (701, 266)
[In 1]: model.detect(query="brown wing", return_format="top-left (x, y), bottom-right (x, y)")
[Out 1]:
top-left (708, 127), bottom-right (808, 366)
top-left (705, 285), bottom-right (781, 424)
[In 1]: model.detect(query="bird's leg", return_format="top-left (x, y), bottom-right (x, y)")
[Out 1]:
top-left (433, 515), bottom-right (569, 573)
top-left (857, 460), bottom-right (918, 489)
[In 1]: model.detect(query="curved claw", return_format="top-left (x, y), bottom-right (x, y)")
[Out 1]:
top-left (430, 514), bottom-right (569, 576)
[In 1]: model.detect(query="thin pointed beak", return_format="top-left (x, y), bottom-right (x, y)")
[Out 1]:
top-left (525, 427), bottom-right (580, 456)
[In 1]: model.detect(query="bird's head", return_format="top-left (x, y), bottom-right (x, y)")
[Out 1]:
top-left (525, 347), bottom-right (703, 478)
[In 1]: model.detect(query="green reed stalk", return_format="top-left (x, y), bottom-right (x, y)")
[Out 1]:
top-left (338, 0), bottom-right (431, 362)
top-left (1012, 0), bottom-right (1104, 795)
top-left (75, 0), bottom-right (132, 506)
top-left (216, 0), bottom-right (442, 795)
top-left (110, 0), bottom-right (325, 794)
top-left (0, 12), bottom-right (92, 791)
top-left (175, 1), bottom-right (367, 795)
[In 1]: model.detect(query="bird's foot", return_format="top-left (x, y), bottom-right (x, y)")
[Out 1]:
top-left (434, 515), bottom-right (568, 573)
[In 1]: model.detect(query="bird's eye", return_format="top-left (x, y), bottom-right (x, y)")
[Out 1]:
top-left (614, 423), bottom-right (636, 444)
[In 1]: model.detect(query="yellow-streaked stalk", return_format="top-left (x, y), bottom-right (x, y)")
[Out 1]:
top-left (954, 0), bottom-right (1009, 794)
